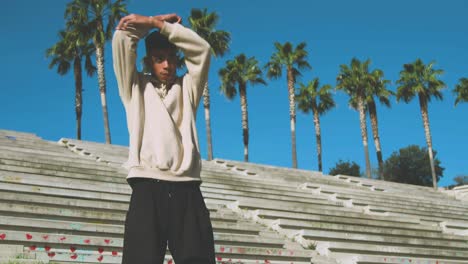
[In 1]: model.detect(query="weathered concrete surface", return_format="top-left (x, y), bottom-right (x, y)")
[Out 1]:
top-left (0, 130), bottom-right (467, 264)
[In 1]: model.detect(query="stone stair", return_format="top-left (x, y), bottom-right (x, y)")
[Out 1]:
top-left (0, 131), bottom-right (321, 264)
top-left (1, 129), bottom-right (467, 264)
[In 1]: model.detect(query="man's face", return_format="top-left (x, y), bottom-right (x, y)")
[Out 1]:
top-left (147, 48), bottom-right (177, 84)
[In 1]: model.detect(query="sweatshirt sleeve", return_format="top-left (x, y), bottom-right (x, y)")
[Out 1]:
top-left (112, 26), bottom-right (149, 106)
top-left (160, 22), bottom-right (211, 109)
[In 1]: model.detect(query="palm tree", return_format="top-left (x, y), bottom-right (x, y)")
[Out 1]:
top-left (348, 69), bottom-right (392, 180)
top-left (219, 54), bottom-right (266, 162)
top-left (46, 30), bottom-right (96, 140)
top-left (396, 58), bottom-right (446, 189)
top-left (454, 78), bottom-right (468, 106)
top-left (265, 42), bottom-right (311, 168)
top-left (296, 78), bottom-right (335, 172)
top-left (336, 58), bottom-right (372, 178)
top-left (65, 0), bottom-right (128, 144)
top-left (367, 69), bottom-right (392, 180)
top-left (188, 8), bottom-right (231, 161)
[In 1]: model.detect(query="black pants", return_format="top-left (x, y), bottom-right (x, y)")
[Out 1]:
top-left (122, 177), bottom-right (216, 264)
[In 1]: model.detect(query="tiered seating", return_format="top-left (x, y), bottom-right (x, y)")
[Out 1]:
top-left (1, 128), bottom-right (468, 264)
top-left (0, 130), bottom-right (321, 264)
top-left (214, 159), bottom-right (468, 263)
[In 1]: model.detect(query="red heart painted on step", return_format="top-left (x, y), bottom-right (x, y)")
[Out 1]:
top-left (97, 255), bottom-right (104, 262)
top-left (84, 239), bottom-right (91, 244)
top-left (220, 247), bottom-right (225, 252)
top-left (71, 254), bottom-right (78, 260)
top-left (60, 236), bottom-right (66, 241)
top-left (45, 246), bottom-right (51, 251)
top-left (168, 259), bottom-right (173, 264)
top-left (216, 256), bottom-right (222, 261)
top-left (98, 248), bottom-right (104, 253)
top-left (47, 252), bottom-right (55, 258)
top-left (112, 251), bottom-right (118, 256)
top-left (29, 245), bottom-right (37, 250)
top-left (26, 233), bottom-right (32, 240)
top-left (104, 239), bottom-right (111, 244)
top-left (0, 233), bottom-right (6, 240)
top-left (70, 246), bottom-right (76, 252)
top-left (42, 235), bottom-right (49, 240)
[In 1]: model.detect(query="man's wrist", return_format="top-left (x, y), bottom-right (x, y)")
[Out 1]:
top-left (150, 16), bottom-right (164, 29)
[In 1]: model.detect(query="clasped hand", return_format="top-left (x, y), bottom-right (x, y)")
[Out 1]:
top-left (116, 13), bottom-right (182, 30)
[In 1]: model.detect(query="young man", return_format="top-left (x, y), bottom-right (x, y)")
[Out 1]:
top-left (112, 13), bottom-right (215, 264)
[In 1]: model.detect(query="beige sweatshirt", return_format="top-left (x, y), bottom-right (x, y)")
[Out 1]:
top-left (112, 21), bottom-right (211, 181)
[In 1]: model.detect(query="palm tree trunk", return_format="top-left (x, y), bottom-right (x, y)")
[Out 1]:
top-left (368, 101), bottom-right (384, 180)
top-left (419, 95), bottom-right (437, 189)
top-left (95, 43), bottom-right (112, 144)
top-left (358, 96), bottom-right (371, 178)
top-left (73, 57), bottom-right (83, 140)
top-left (312, 107), bottom-right (322, 172)
top-left (239, 83), bottom-right (249, 162)
top-left (287, 67), bottom-right (297, 168)
top-left (203, 83), bottom-right (214, 161)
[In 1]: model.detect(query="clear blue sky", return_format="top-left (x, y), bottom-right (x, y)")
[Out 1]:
top-left (1, 0), bottom-right (467, 187)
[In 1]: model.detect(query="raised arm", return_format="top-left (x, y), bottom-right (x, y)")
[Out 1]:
top-left (113, 13), bottom-right (210, 108)
top-left (112, 14), bottom-right (180, 106)
top-left (160, 22), bottom-right (211, 109)
top-left (112, 22), bottom-right (148, 106)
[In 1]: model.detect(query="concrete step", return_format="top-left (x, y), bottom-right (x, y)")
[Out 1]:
top-left (201, 173), bottom-right (468, 216)
top-left (24, 245), bottom-right (314, 264)
top-left (200, 174), bottom-right (468, 221)
top-left (3, 169), bottom-right (466, 237)
top-left (58, 139), bottom-right (128, 153)
top-left (0, 147), bottom-right (89, 163)
top-left (0, 153), bottom-right (120, 174)
top-left (0, 215), bottom-right (267, 238)
top-left (0, 152), bottom-right (110, 169)
top-left (295, 222), bottom-right (463, 242)
top-left (232, 199), bottom-right (465, 240)
top-left (6, 179), bottom-right (458, 239)
top-left (203, 165), bottom-right (354, 191)
top-left (0, 130), bottom-right (41, 140)
top-left (254, 208), bottom-right (434, 232)
top-left (301, 182), bottom-right (468, 210)
top-left (0, 228), bottom-right (288, 252)
top-left (0, 171), bottom-right (129, 194)
top-left (0, 181), bottom-right (129, 203)
top-left (0, 188), bottom-right (223, 216)
top-left (0, 142), bottom-right (76, 157)
top-left (201, 168), bottom-right (457, 208)
top-left (300, 228), bottom-right (468, 249)
top-left (0, 199), bottom-right (257, 230)
top-left (5, 157), bottom-right (463, 223)
top-left (323, 240), bottom-right (468, 260)
top-left (0, 234), bottom-right (315, 263)
top-left (0, 170), bottom-right (337, 210)
top-left (0, 161), bottom-right (122, 181)
top-left (330, 252), bottom-right (468, 264)
top-left (214, 159), bottom-right (447, 197)
top-left (2, 183), bottom-right (441, 238)
top-left (2, 164), bottom-right (466, 222)
top-left (0, 259), bottom-right (47, 264)
top-left (1, 143), bottom-right (458, 213)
